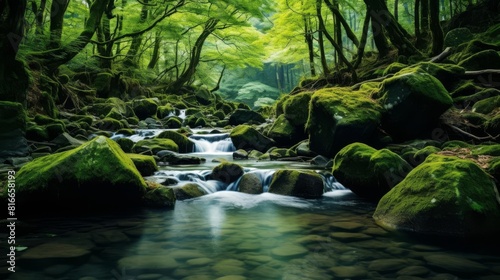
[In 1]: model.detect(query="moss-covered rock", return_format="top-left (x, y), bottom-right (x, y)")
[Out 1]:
top-left (230, 125), bottom-right (275, 152)
top-left (157, 130), bottom-right (194, 153)
top-left (131, 99), bottom-right (158, 120)
top-left (332, 143), bottom-right (412, 200)
top-left (268, 170), bottom-right (323, 198)
top-left (375, 71), bottom-right (453, 141)
top-left (95, 117), bottom-right (124, 131)
top-left (403, 62), bottom-right (465, 90)
top-left (472, 96), bottom-right (500, 114)
top-left (306, 87), bottom-right (382, 158)
top-left (267, 115), bottom-right (304, 146)
top-left (164, 117), bottom-right (182, 128)
top-left (127, 154), bottom-right (158, 176)
top-left (157, 150), bottom-right (203, 165)
top-left (238, 173), bottom-right (263, 194)
top-left (282, 92), bottom-right (313, 126)
top-left (172, 183), bottom-right (206, 200)
top-left (195, 88), bottom-right (214, 105)
top-left (211, 162), bottom-right (244, 184)
top-left (488, 157), bottom-right (500, 182)
top-left (228, 109), bottom-right (266, 125)
top-left (142, 183), bottom-right (176, 208)
top-left (373, 154), bottom-right (500, 238)
top-left (382, 62), bottom-right (408, 76)
top-left (46, 123), bottom-right (66, 140)
top-left (458, 50), bottom-right (500, 71)
top-left (115, 137), bottom-right (134, 153)
top-left (13, 136), bottom-right (147, 212)
top-left (157, 104), bottom-right (174, 119)
top-left (26, 125), bottom-right (49, 142)
top-left (0, 101), bottom-right (29, 158)
top-left (105, 107), bottom-right (124, 120)
top-left (485, 113), bottom-right (500, 136)
top-left (133, 138), bottom-right (179, 154)
top-left (444, 27), bottom-right (474, 48)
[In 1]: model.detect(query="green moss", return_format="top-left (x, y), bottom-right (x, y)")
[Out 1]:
top-left (332, 143), bottom-right (412, 199)
top-left (268, 169), bottom-right (324, 198)
top-left (34, 114), bottom-right (64, 126)
top-left (282, 92), bottom-right (313, 126)
top-left (441, 140), bottom-right (472, 149)
top-left (131, 99), bottom-right (158, 120)
top-left (230, 125), bottom-right (275, 152)
top-left (26, 125), bottom-right (49, 142)
top-left (267, 115), bottom-right (301, 146)
top-left (127, 153), bottom-right (158, 176)
top-left (359, 82), bottom-right (381, 96)
top-left (40, 91), bottom-right (58, 118)
top-left (142, 184), bottom-right (176, 208)
top-left (157, 130), bottom-right (194, 153)
top-left (116, 128), bottom-right (135, 136)
top-left (213, 110), bottom-right (225, 120)
top-left (133, 138), bottom-right (178, 154)
top-left (471, 144), bottom-right (500, 156)
top-left (70, 115), bottom-right (93, 126)
top-left (306, 87), bottom-right (382, 157)
top-left (373, 154), bottom-right (500, 237)
top-left (106, 107), bottom-right (124, 120)
top-left (444, 28), bottom-right (474, 48)
top-left (485, 113), bottom-right (500, 136)
top-left (487, 157), bottom-right (500, 182)
top-left (450, 81), bottom-right (482, 97)
top-left (211, 162), bottom-right (244, 183)
top-left (95, 118), bottom-right (124, 131)
top-left (13, 136), bottom-right (147, 210)
top-left (157, 104), bottom-right (174, 119)
top-left (382, 62), bottom-right (407, 76)
top-left (45, 123), bottom-right (66, 139)
top-left (472, 96), bottom-right (500, 114)
top-left (458, 50), bottom-right (500, 71)
top-left (165, 117), bottom-right (182, 128)
top-left (173, 183), bottom-right (206, 200)
top-left (115, 137), bottom-right (134, 153)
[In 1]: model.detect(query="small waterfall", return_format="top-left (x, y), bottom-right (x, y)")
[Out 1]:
top-left (128, 129), bottom-right (164, 142)
top-left (189, 133), bottom-right (236, 153)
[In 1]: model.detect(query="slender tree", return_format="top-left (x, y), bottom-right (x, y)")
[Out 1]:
top-left (429, 0), bottom-right (444, 55)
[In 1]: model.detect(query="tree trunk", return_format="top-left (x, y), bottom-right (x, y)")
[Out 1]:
top-left (124, 0), bottom-right (148, 67)
top-left (364, 0), bottom-right (418, 56)
top-left (316, 0), bottom-right (329, 75)
top-left (416, 0), bottom-right (429, 48)
top-left (304, 16), bottom-right (316, 76)
top-left (334, 0), bottom-right (343, 67)
top-left (394, 0), bottom-right (399, 22)
top-left (414, 0), bottom-right (420, 38)
top-left (429, 0), bottom-right (444, 55)
top-left (35, 0), bottom-right (47, 35)
top-left (370, 8), bottom-right (389, 58)
top-left (148, 31), bottom-right (161, 69)
top-left (354, 9), bottom-right (371, 68)
top-left (323, 0), bottom-right (359, 47)
top-left (31, 0), bottom-right (111, 72)
top-left (170, 18), bottom-right (220, 90)
top-left (48, 0), bottom-right (70, 49)
top-left (0, 0), bottom-right (29, 104)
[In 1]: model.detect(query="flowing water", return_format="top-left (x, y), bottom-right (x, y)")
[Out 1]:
top-left (2, 131), bottom-right (500, 279)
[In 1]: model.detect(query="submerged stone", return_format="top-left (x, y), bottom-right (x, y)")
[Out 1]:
top-left (373, 154), bottom-right (500, 238)
top-left (424, 254), bottom-right (488, 274)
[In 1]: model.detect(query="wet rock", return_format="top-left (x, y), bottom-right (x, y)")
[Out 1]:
top-left (142, 185), bottom-right (176, 208)
top-left (374, 154), bottom-right (500, 237)
top-left (172, 183), bottom-right (206, 200)
top-left (211, 162), bottom-right (244, 184)
top-left (128, 154), bottom-right (158, 176)
top-left (157, 150), bottom-right (203, 165)
top-left (117, 255), bottom-right (179, 272)
top-left (268, 169), bottom-right (324, 198)
top-left (228, 109), bottom-right (266, 125)
top-left (238, 173), bottom-right (263, 194)
top-left (233, 149), bottom-right (248, 159)
top-left (330, 232), bottom-right (371, 242)
top-left (330, 266), bottom-right (368, 279)
top-left (157, 130), bottom-right (194, 153)
top-left (329, 221), bottom-right (365, 231)
top-left (368, 259), bottom-right (409, 272)
top-left (21, 243), bottom-right (90, 262)
top-left (397, 266), bottom-right (430, 276)
top-left (424, 254), bottom-right (488, 274)
top-left (133, 138), bottom-right (179, 154)
top-left (132, 99), bottom-right (159, 120)
top-left (267, 115), bottom-right (305, 146)
top-left (271, 245), bottom-right (308, 258)
top-left (230, 125), bottom-right (275, 152)
top-left (92, 230), bottom-right (129, 245)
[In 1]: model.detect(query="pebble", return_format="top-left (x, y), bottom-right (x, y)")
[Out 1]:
top-left (271, 245), bottom-right (308, 258)
top-left (117, 255), bottom-right (179, 271)
top-left (424, 254), bottom-right (488, 273)
top-left (330, 266), bottom-right (368, 279)
top-left (397, 266), bottom-right (430, 276)
top-left (187, 258), bottom-right (213, 266)
top-left (330, 232), bottom-right (371, 241)
top-left (368, 259), bottom-right (409, 272)
top-left (329, 221), bottom-right (365, 231)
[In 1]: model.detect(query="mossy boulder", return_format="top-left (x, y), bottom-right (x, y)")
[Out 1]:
top-left (26, 125), bottom-right (49, 142)
top-left (157, 130), bottom-right (194, 153)
top-left (228, 109), bottom-right (266, 125)
top-left (115, 137), bottom-right (134, 153)
top-left (0, 101), bottom-right (29, 158)
top-left (13, 136), bottom-right (147, 212)
top-left (133, 138), bottom-right (178, 154)
top-left (444, 28), bottom-right (474, 48)
top-left (488, 157), bottom-right (500, 182)
top-left (156, 150), bottom-right (203, 165)
top-left (472, 96), bottom-right (500, 114)
top-left (403, 62), bottom-right (465, 90)
top-left (157, 104), bottom-right (174, 119)
top-left (238, 173), bottom-right (263, 194)
top-left (85, 98), bottom-right (135, 118)
top-left (375, 71), bottom-right (453, 141)
top-left (95, 117), bottom-right (124, 131)
top-left (165, 117), bottom-right (182, 128)
top-left (211, 162), bottom-right (244, 184)
top-left (46, 123), bottom-right (66, 140)
top-left (373, 154), bottom-right (500, 238)
top-left (332, 143), bottom-right (412, 200)
top-left (105, 107), bottom-right (124, 120)
top-left (485, 114), bottom-right (500, 136)
top-left (142, 184), bottom-right (176, 208)
top-left (195, 88), bottom-right (214, 105)
top-left (267, 115), bottom-right (304, 146)
top-left (268, 170), bottom-right (324, 199)
top-left (458, 50), bottom-right (500, 71)
top-left (172, 183), bottom-right (206, 200)
top-left (127, 154), bottom-right (158, 176)
top-left (382, 62), bottom-right (407, 76)
top-left (282, 92), bottom-right (313, 126)
top-left (306, 87), bottom-right (382, 158)
top-left (131, 99), bottom-right (158, 120)
top-left (230, 125), bottom-right (275, 152)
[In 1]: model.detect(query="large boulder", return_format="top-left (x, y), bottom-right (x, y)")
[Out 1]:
top-left (230, 125), bottom-right (275, 152)
top-left (268, 170), bottom-right (324, 198)
top-left (0, 101), bottom-right (29, 158)
top-left (267, 115), bottom-right (305, 146)
top-left (13, 136), bottom-right (147, 212)
top-left (306, 88), bottom-right (382, 158)
top-left (375, 71), bottom-right (453, 141)
top-left (211, 162), bottom-right (244, 184)
top-left (282, 91), bottom-right (313, 126)
top-left (373, 154), bottom-right (500, 238)
top-left (458, 49), bottom-right (500, 71)
top-left (131, 99), bottom-right (158, 120)
top-left (157, 130), bottom-right (194, 153)
top-left (332, 143), bottom-right (412, 200)
top-left (133, 138), bottom-right (178, 154)
top-left (228, 109), bottom-right (266, 125)
top-left (127, 154), bottom-right (158, 176)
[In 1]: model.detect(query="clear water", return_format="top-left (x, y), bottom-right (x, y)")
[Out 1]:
top-left (3, 130), bottom-right (500, 279)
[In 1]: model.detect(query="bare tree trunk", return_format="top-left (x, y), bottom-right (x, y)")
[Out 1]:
top-left (323, 0), bottom-right (359, 47)
top-left (35, 0), bottom-right (47, 35)
top-left (124, 0), bottom-right (148, 67)
top-left (354, 9), bottom-right (371, 68)
top-left (148, 31), bottom-right (161, 69)
top-left (48, 0), bottom-right (70, 49)
top-left (316, 0), bottom-right (329, 75)
top-left (429, 0), bottom-right (444, 55)
top-left (304, 16), bottom-right (316, 76)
